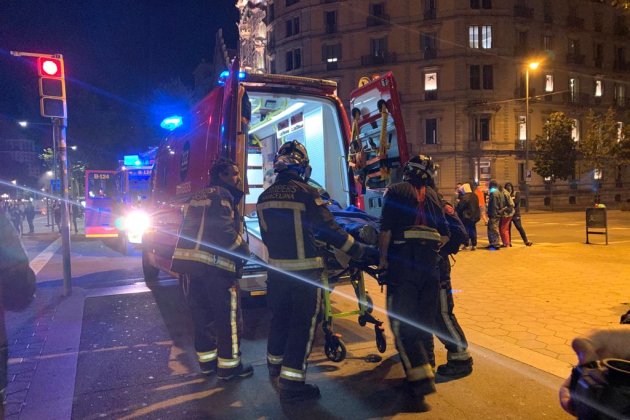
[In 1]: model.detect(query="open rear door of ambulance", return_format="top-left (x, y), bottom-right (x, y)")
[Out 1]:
top-left (220, 59), bottom-right (268, 299)
top-left (348, 72), bottom-right (410, 218)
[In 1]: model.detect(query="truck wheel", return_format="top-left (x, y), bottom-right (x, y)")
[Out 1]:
top-left (142, 249), bottom-right (159, 287)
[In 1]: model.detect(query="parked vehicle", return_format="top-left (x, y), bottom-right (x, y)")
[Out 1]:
top-left (141, 61), bottom-right (410, 297)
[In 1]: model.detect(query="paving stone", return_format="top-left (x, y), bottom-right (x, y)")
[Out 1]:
top-left (507, 331), bottom-right (536, 340)
top-left (516, 340), bottom-right (547, 349)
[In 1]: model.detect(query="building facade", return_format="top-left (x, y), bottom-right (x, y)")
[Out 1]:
top-left (263, 0), bottom-right (630, 209)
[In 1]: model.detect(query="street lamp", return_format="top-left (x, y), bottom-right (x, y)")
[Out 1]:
top-left (524, 60), bottom-right (540, 213)
top-left (18, 121), bottom-right (28, 128)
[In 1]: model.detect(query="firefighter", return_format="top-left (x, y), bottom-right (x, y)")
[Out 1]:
top-left (171, 158), bottom-right (253, 381)
top-left (257, 140), bottom-right (373, 402)
top-left (377, 154), bottom-right (449, 409)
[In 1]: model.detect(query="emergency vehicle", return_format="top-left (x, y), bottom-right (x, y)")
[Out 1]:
top-left (141, 61), bottom-right (410, 297)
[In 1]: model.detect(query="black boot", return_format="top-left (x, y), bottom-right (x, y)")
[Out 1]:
top-left (199, 360), bottom-right (217, 376)
top-left (217, 363), bottom-right (254, 381)
top-left (437, 358), bottom-right (473, 378)
top-left (278, 382), bottom-right (321, 403)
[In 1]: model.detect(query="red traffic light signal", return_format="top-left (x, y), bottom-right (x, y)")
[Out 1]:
top-left (37, 57), bottom-right (63, 77)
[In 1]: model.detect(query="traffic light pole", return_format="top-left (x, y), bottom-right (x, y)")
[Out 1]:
top-left (54, 118), bottom-right (72, 296)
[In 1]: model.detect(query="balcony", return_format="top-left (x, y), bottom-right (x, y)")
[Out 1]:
top-left (514, 140), bottom-right (526, 150)
top-left (325, 23), bottom-right (337, 34)
top-left (366, 14), bottom-right (390, 27)
top-left (361, 52), bottom-right (397, 66)
top-left (424, 8), bottom-right (436, 20)
top-left (563, 92), bottom-right (590, 106)
top-left (425, 91), bottom-right (438, 101)
top-left (322, 0), bottom-right (339, 3)
top-left (567, 15), bottom-right (585, 30)
top-left (326, 61), bottom-right (339, 71)
top-left (423, 48), bottom-right (437, 60)
top-left (514, 5), bottom-right (533, 19)
top-left (614, 61), bottom-right (629, 71)
top-left (566, 53), bottom-right (585, 65)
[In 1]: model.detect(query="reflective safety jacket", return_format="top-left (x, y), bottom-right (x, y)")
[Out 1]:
top-left (171, 184), bottom-right (248, 276)
top-left (256, 171), bottom-right (357, 271)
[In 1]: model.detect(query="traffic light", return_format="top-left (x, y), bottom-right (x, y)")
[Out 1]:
top-left (37, 57), bottom-right (66, 118)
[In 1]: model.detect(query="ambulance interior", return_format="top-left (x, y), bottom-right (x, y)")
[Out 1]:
top-left (243, 92), bottom-right (349, 240)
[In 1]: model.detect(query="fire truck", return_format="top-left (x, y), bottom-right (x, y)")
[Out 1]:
top-left (141, 61), bottom-right (410, 297)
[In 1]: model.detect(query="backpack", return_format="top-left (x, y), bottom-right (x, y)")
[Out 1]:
top-left (441, 201), bottom-right (469, 255)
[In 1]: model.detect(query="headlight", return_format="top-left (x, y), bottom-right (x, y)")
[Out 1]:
top-left (124, 210), bottom-right (151, 233)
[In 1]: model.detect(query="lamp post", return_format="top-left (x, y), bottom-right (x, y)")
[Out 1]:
top-left (524, 61), bottom-right (540, 213)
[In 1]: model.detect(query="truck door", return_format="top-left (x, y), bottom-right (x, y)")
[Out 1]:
top-left (348, 72), bottom-right (410, 218)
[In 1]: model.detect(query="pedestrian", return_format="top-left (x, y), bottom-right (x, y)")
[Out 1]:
top-left (170, 158), bottom-right (253, 381)
top-left (428, 194), bottom-right (473, 378)
top-left (10, 205), bottom-right (23, 235)
top-left (452, 182), bottom-right (462, 206)
top-left (53, 201), bottom-right (61, 232)
top-left (472, 182), bottom-right (488, 226)
top-left (257, 140), bottom-right (371, 402)
top-left (504, 183), bottom-right (532, 246)
top-left (486, 179), bottom-right (503, 250)
top-left (498, 184), bottom-right (515, 247)
top-left (0, 211), bottom-right (36, 417)
top-left (24, 201), bottom-right (35, 234)
top-left (455, 183), bottom-right (480, 250)
top-left (377, 154), bottom-right (449, 410)
top-left (70, 202), bottom-right (80, 234)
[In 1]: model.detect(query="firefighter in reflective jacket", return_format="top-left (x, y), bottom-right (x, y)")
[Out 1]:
top-left (377, 155), bottom-right (449, 409)
top-left (257, 140), bottom-right (370, 402)
top-left (171, 158), bottom-right (253, 381)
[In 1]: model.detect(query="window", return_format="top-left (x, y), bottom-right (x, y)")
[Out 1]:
top-left (614, 84), bottom-right (626, 107)
top-left (617, 122), bottom-right (624, 142)
top-left (482, 65), bottom-right (493, 89)
top-left (545, 74), bottom-right (554, 92)
top-left (595, 79), bottom-right (603, 97)
top-left (371, 37), bottom-right (387, 57)
top-left (595, 44), bottom-right (604, 67)
top-left (594, 13), bottom-right (603, 32)
top-left (370, 2), bottom-right (385, 16)
top-left (572, 119), bottom-right (580, 142)
top-left (425, 72), bottom-right (438, 99)
top-left (470, 66), bottom-right (480, 90)
top-left (422, 32), bottom-right (437, 58)
top-left (425, 118), bottom-right (438, 144)
top-left (286, 0), bottom-right (299, 6)
top-left (543, 0), bottom-right (552, 19)
top-left (569, 78), bottom-right (579, 102)
top-left (471, 0), bottom-right (492, 9)
top-left (568, 39), bottom-right (580, 55)
top-left (325, 11), bottom-right (337, 34)
top-left (543, 35), bottom-right (553, 51)
top-left (615, 46), bottom-right (626, 65)
top-left (285, 49), bottom-right (302, 71)
top-left (518, 115), bottom-right (526, 141)
top-left (473, 116), bottom-right (491, 141)
top-left (322, 44), bottom-right (342, 63)
top-left (286, 17), bottom-right (300, 37)
top-left (517, 31), bottom-right (528, 50)
top-left (470, 65), bottom-right (493, 90)
top-left (469, 26), bottom-right (492, 49)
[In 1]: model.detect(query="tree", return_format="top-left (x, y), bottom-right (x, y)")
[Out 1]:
top-left (615, 124), bottom-right (630, 167)
top-left (581, 108), bottom-right (618, 177)
top-left (533, 112), bottom-right (576, 181)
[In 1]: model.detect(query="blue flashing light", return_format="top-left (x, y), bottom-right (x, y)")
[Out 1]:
top-left (123, 155), bottom-right (141, 166)
top-left (217, 70), bottom-right (247, 86)
top-left (160, 115), bottom-right (183, 131)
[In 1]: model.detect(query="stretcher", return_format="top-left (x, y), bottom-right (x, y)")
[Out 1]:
top-left (318, 208), bottom-right (387, 362)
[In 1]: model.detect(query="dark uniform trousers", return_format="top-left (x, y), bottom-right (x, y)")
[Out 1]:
top-left (424, 258), bottom-right (470, 366)
top-left (184, 266), bottom-right (241, 371)
top-left (386, 244), bottom-right (439, 388)
top-left (267, 268), bottom-right (322, 386)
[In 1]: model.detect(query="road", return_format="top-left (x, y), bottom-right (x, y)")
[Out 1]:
top-left (6, 210), bottom-right (630, 419)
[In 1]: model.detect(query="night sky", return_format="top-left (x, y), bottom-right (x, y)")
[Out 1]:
top-left (0, 0), bottom-right (239, 164)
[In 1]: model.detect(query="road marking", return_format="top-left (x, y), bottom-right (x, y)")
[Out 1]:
top-left (30, 238), bottom-right (62, 276)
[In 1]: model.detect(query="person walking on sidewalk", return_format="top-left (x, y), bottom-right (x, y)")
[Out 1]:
top-left (504, 183), bottom-right (532, 246)
top-left (498, 184), bottom-right (515, 247)
top-left (0, 211), bottom-right (36, 416)
top-left (486, 180), bottom-right (503, 250)
top-left (378, 155), bottom-right (449, 410)
top-left (455, 183), bottom-right (480, 250)
top-left (24, 201), bottom-right (35, 234)
top-left (171, 158), bottom-right (253, 381)
top-left (257, 141), bottom-right (372, 403)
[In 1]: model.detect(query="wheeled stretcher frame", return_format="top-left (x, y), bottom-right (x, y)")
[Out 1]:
top-left (320, 260), bottom-right (386, 362)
